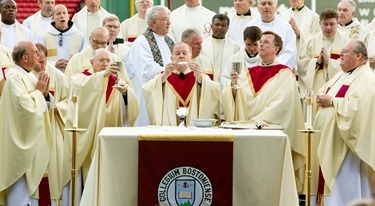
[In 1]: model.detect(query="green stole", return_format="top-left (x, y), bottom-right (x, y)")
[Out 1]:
top-left (143, 28), bottom-right (174, 66)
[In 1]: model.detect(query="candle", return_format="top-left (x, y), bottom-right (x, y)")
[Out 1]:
top-left (305, 96), bottom-right (313, 130)
top-left (72, 95), bottom-right (79, 128)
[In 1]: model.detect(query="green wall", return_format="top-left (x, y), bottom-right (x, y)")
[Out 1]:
top-left (103, 0), bottom-right (375, 25)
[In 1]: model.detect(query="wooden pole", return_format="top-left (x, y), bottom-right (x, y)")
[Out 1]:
top-left (167, 0), bottom-right (171, 10)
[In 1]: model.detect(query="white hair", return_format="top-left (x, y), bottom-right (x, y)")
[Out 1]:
top-left (135, 0), bottom-right (153, 4)
top-left (258, 0), bottom-right (277, 5)
top-left (145, 6), bottom-right (169, 26)
top-left (339, 0), bottom-right (356, 12)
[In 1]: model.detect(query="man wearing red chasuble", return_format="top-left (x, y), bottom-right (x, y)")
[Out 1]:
top-left (143, 42), bottom-right (220, 126)
top-left (66, 48), bottom-right (138, 191)
top-left (311, 40), bottom-right (375, 205)
top-left (222, 31), bottom-right (306, 192)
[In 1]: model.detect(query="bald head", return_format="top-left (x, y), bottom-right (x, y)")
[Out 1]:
top-left (52, 4), bottom-right (69, 30)
top-left (89, 26), bottom-right (109, 50)
top-left (12, 41), bottom-right (39, 70)
top-left (91, 48), bottom-right (111, 73)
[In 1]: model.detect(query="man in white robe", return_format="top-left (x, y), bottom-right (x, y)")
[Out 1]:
top-left (39, 4), bottom-right (85, 73)
top-left (182, 28), bottom-right (215, 80)
top-left (119, 0), bottom-right (153, 46)
top-left (363, 29), bottom-right (375, 70)
top-left (0, 0), bottom-right (34, 50)
top-left (247, 0), bottom-right (297, 69)
top-left (298, 9), bottom-right (348, 98)
top-left (221, 26), bottom-right (262, 89)
top-left (65, 26), bottom-right (124, 77)
top-left (22, 0), bottom-right (54, 38)
top-left (202, 14), bottom-right (240, 84)
top-left (103, 14), bottom-right (131, 63)
top-left (311, 40), bottom-right (375, 205)
top-left (337, 0), bottom-right (367, 40)
top-left (227, 0), bottom-right (259, 48)
top-left (222, 31), bottom-right (305, 192)
top-left (0, 41), bottom-right (59, 206)
top-left (367, 17), bottom-right (375, 31)
top-left (143, 42), bottom-right (219, 126)
top-left (279, 0), bottom-right (320, 63)
top-left (125, 6), bottom-right (174, 126)
top-left (170, 0), bottom-right (215, 41)
top-left (71, 0), bottom-right (110, 41)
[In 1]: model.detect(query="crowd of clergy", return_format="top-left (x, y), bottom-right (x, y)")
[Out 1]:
top-left (0, 0), bottom-right (375, 205)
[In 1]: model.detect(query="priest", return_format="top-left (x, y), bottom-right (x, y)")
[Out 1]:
top-left (143, 42), bottom-right (219, 126)
top-left (222, 31), bottom-right (305, 192)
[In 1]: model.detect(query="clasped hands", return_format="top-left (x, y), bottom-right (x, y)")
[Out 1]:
top-left (317, 47), bottom-right (329, 66)
top-left (35, 72), bottom-right (50, 97)
top-left (316, 94), bottom-right (333, 107)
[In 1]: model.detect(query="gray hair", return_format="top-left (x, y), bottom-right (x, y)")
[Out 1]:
top-left (145, 6), bottom-right (169, 27)
top-left (181, 28), bottom-right (201, 44)
top-left (12, 45), bottom-right (28, 63)
top-left (248, 0), bottom-right (255, 5)
top-left (92, 48), bottom-right (110, 60)
top-left (135, 0), bottom-right (153, 4)
top-left (258, 0), bottom-right (277, 5)
top-left (352, 40), bottom-right (368, 61)
top-left (339, 0), bottom-right (356, 12)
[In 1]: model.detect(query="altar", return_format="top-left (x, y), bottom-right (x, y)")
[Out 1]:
top-left (80, 127), bottom-right (299, 206)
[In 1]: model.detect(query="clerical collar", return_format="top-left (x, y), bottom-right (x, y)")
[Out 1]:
top-left (292, 5), bottom-right (304, 11)
top-left (51, 21), bottom-right (73, 33)
top-left (212, 36), bottom-right (225, 40)
top-left (237, 9), bottom-right (251, 16)
top-left (347, 67), bottom-right (356, 75)
top-left (260, 61), bottom-right (274, 66)
top-left (246, 50), bottom-right (258, 58)
top-left (340, 20), bottom-right (353, 27)
top-left (107, 38), bottom-right (124, 45)
top-left (18, 65), bottom-right (31, 73)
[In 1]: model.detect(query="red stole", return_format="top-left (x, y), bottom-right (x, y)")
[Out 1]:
top-left (128, 37), bottom-right (136, 42)
top-left (317, 81), bottom-right (350, 205)
top-left (1, 67), bottom-right (7, 80)
top-left (167, 72), bottom-right (196, 107)
top-left (82, 70), bottom-right (116, 103)
top-left (247, 64), bottom-right (290, 94)
top-left (317, 53), bottom-right (340, 70)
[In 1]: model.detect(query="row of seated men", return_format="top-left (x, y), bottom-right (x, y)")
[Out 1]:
top-left (0, 0), bottom-right (375, 205)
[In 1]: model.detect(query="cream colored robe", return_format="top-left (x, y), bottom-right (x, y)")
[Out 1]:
top-left (0, 65), bottom-right (58, 203)
top-left (0, 21), bottom-right (35, 51)
top-left (363, 30), bottom-right (375, 69)
top-left (65, 67), bottom-right (138, 183)
top-left (279, 6), bottom-right (320, 59)
top-left (32, 63), bottom-right (70, 200)
top-left (71, 6), bottom-right (111, 40)
top-left (119, 13), bottom-right (148, 46)
top-left (226, 10), bottom-right (259, 48)
top-left (0, 45), bottom-right (14, 98)
top-left (338, 18), bottom-right (368, 40)
top-left (192, 54), bottom-right (214, 80)
top-left (312, 64), bottom-right (375, 195)
top-left (298, 31), bottom-right (348, 98)
top-left (201, 36), bottom-right (240, 83)
top-left (222, 63), bottom-right (306, 191)
top-left (142, 72), bottom-right (219, 126)
top-left (22, 10), bottom-right (52, 38)
top-left (170, 4), bottom-right (215, 41)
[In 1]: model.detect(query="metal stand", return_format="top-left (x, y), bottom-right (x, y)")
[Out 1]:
top-left (65, 128), bottom-right (86, 206)
top-left (298, 129), bottom-right (319, 206)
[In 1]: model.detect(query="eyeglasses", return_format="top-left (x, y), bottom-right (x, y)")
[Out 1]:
top-left (91, 38), bottom-right (107, 45)
top-left (58, 33), bottom-right (63, 46)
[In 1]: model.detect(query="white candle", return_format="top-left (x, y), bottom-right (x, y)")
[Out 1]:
top-left (72, 95), bottom-right (79, 128)
top-left (305, 97), bottom-right (313, 130)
